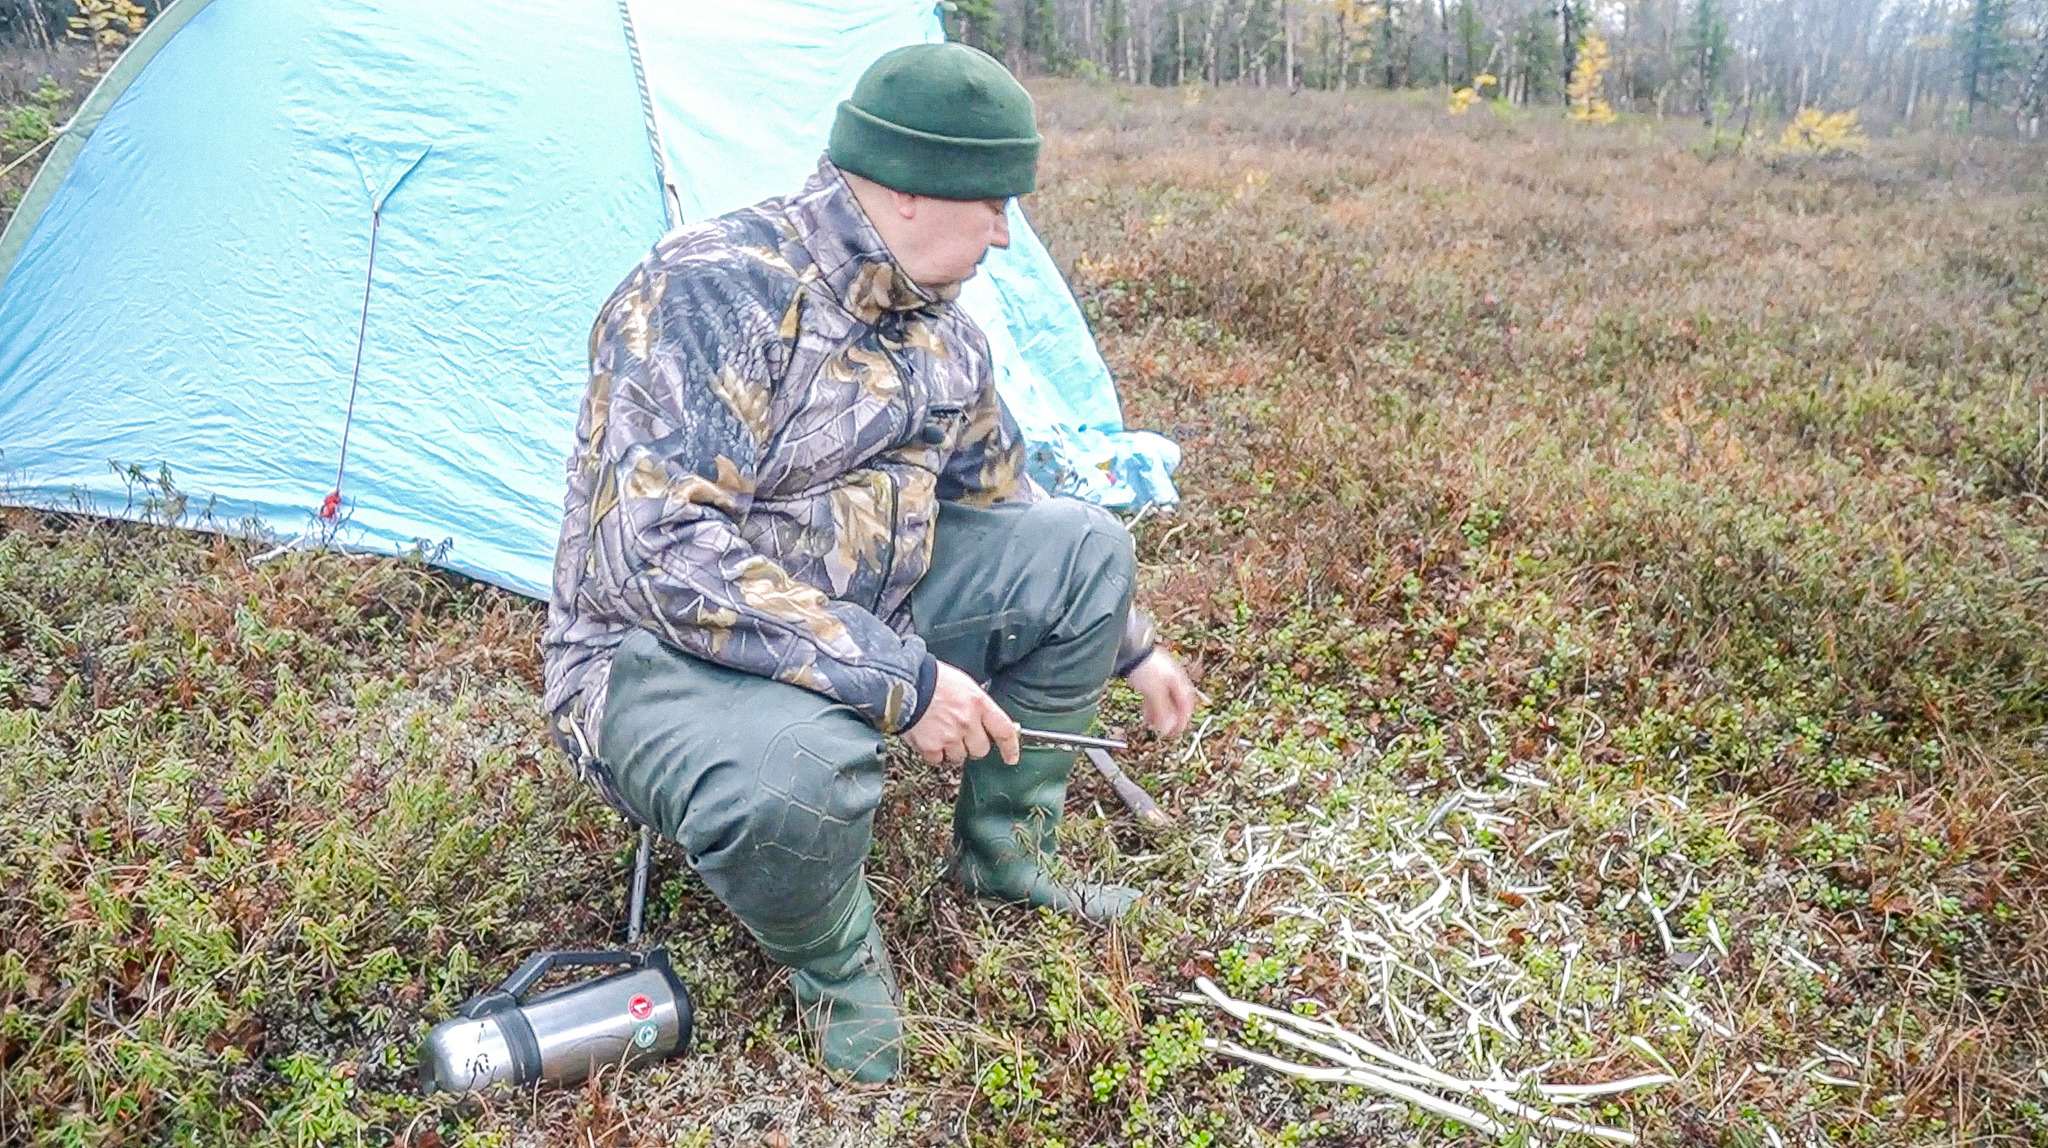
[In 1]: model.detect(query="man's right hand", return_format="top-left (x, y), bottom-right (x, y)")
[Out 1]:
top-left (904, 661), bottom-right (1020, 767)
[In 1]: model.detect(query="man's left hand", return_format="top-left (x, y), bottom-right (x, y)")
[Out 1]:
top-left (1126, 650), bottom-right (1199, 738)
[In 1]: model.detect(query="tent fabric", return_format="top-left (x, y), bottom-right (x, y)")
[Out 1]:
top-left (959, 221), bottom-right (1180, 507)
top-left (0, 0), bottom-right (1178, 600)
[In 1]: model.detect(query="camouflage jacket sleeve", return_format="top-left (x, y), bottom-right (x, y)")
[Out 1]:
top-left (584, 264), bottom-right (935, 732)
top-left (938, 344), bottom-right (1161, 677)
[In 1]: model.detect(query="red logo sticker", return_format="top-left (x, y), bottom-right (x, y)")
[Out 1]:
top-left (628, 994), bottom-right (653, 1021)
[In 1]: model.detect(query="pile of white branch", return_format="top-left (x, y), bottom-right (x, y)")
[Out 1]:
top-left (1181, 749), bottom-right (1739, 1142)
top-left (1203, 776), bottom-right (1598, 1065)
top-left (1184, 977), bottom-right (1672, 1145)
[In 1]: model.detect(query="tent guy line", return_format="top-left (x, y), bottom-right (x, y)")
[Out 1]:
top-left (325, 147), bottom-right (430, 522)
top-left (615, 0), bottom-right (684, 231)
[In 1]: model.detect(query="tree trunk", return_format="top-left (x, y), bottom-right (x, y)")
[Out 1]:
top-left (1439, 0), bottom-right (1452, 88)
top-left (1143, 0), bottom-right (1156, 84)
top-left (26, 0), bottom-right (55, 51)
top-left (1205, 0), bottom-right (1226, 83)
top-left (1177, 8), bottom-right (1186, 85)
top-left (1663, 0), bottom-right (1674, 108)
top-left (1562, 2), bottom-right (1578, 102)
top-left (1616, 0), bottom-right (1629, 112)
top-left (1127, 0), bottom-right (1141, 81)
top-left (1283, 0), bottom-right (1295, 89)
top-left (1905, 39), bottom-right (1922, 122)
top-left (1121, 0), bottom-right (1130, 82)
top-left (1201, 0), bottom-right (1214, 83)
top-left (1964, 0), bottom-right (1992, 126)
top-left (1383, 0), bottom-right (1397, 89)
top-left (1337, 11), bottom-right (1350, 92)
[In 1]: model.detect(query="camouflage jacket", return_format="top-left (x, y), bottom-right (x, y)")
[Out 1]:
top-left (543, 158), bottom-right (1152, 755)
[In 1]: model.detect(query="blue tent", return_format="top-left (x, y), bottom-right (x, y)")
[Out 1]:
top-left (0, 0), bottom-right (1178, 597)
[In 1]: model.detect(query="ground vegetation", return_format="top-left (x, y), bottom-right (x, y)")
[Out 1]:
top-left (3, 79), bottom-right (2048, 1148)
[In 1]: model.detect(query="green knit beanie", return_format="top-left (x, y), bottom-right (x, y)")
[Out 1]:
top-left (829, 42), bottom-right (1040, 200)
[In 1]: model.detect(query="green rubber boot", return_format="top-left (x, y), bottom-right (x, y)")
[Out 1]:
top-left (952, 704), bottom-right (1140, 923)
top-left (750, 874), bottom-right (903, 1083)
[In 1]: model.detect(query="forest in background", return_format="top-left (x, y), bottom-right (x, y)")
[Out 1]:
top-left (946, 0), bottom-right (2048, 134)
top-left (2, 1), bottom-right (2046, 139)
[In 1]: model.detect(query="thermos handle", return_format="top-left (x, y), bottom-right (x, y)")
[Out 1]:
top-left (498, 950), bottom-right (640, 1000)
top-left (458, 950), bottom-right (642, 1020)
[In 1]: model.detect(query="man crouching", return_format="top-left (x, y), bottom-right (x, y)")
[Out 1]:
top-left (542, 43), bottom-right (1198, 1083)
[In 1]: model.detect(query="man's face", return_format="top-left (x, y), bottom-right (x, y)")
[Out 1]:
top-left (894, 194), bottom-right (1012, 288)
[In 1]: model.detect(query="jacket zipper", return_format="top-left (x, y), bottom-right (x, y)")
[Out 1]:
top-left (872, 473), bottom-right (899, 614)
top-left (871, 333), bottom-right (940, 617)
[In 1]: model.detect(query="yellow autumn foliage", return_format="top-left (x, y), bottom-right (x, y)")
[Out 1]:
top-left (1567, 31), bottom-right (1617, 125)
top-left (1447, 73), bottom-right (1497, 115)
top-left (1773, 107), bottom-right (1869, 157)
top-left (68, 0), bottom-right (147, 75)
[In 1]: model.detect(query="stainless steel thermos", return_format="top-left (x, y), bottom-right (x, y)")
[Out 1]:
top-left (417, 948), bottom-right (692, 1094)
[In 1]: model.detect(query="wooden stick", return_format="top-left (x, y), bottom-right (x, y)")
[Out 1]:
top-left (1085, 746), bottom-right (1173, 830)
top-left (1189, 978), bottom-right (1664, 1144)
top-left (1204, 1039), bottom-right (1508, 1137)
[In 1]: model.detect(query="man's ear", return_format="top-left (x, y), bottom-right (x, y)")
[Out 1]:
top-left (889, 188), bottom-right (920, 221)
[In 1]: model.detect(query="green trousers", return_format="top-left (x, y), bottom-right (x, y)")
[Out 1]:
top-left (593, 498), bottom-right (1137, 937)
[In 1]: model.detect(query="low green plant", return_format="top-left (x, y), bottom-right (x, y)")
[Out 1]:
top-left (9, 77), bottom-right (2048, 1147)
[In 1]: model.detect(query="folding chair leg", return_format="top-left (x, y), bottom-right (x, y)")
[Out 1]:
top-left (627, 824), bottom-right (653, 945)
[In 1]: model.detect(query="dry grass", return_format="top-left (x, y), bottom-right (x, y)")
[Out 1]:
top-left (3, 81), bottom-right (2046, 1146)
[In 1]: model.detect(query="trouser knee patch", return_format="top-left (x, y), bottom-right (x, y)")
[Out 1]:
top-left (699, 719), bottom-right (883, 925)
top-left (750, 728), bottom-right (882, 863)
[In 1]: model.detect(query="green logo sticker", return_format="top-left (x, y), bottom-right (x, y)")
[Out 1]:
top-left (633, 1022), bottom-right (659, 1049)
